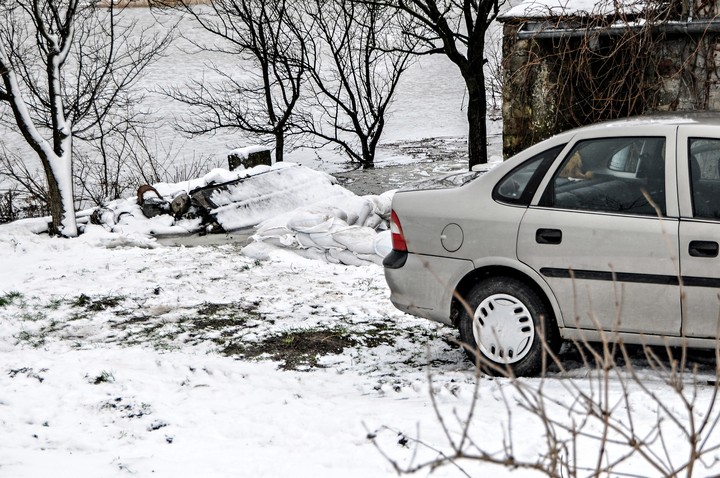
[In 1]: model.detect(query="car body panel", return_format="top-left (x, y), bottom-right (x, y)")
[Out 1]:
top-left (384, 252), bottom-right (474, 324)
top-left (517, 209), bottom-right (681, 335)
top-left (518, 124), bottom-right (682, 336)
top-left (677, 124), bottom-right (720, 337)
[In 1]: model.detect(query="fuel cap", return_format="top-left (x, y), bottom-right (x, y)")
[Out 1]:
top-left (441, 223), bottom-right (463, 252)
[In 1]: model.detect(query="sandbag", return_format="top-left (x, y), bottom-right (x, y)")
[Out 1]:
top-left (324, 250), bottom-right (341, 264)
top-left (332, 226), bottom-right (376, 255)
top-left (254, 225), bottom-right (293, 237)
top-left (329, 207), bottom-right (348, 222)
top-left (346, 211), bottom-right (360, 226)
top-left (309, 231), bottom-right (344, 249)
top-left (329, 249), bottom-right (366, 266)
top-left (357, 253), bottom-right (384, 265)
top-left (373, 230), bottom-right (393, 257)
top-left (368, 194), bottom-right (392, 218)
top-left (287, 212), bottom-right (335, 233)
top-left (355, 200), bottom-right (374, 228)
top-left (363, 213), bottom-right (383, 230)
top-left (296, 232), bottom-right (319, 249)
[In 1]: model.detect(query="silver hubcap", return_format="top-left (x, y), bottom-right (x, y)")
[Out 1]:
top-left (472, 293), bottom-right (535, 364)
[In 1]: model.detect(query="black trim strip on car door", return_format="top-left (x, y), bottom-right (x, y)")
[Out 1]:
top-left (540, 267), bottom-right (720, 288)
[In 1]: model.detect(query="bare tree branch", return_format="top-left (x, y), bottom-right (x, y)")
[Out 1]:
top-left (298, 0), bottom-right (417, 169)
top-left (161, 0), bottom-right (306, 163)
top-left (0, 0), bottom-right (174, 235)
top-left (363, 0), bottom-right (503, 169)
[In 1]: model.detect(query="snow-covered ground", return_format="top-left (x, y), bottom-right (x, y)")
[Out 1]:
top-left (0, 212), bottom-right (478, 477)
top-left (4, 162), bottom-right (720, 477)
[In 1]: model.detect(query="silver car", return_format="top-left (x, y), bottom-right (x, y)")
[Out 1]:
top-left (384, 113), bottom-right (720, 376)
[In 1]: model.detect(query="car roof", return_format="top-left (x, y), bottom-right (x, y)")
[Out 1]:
top-left (501, 112), bottom-right (720, 167)
top-left (571, 112), bottom-right (720, 134)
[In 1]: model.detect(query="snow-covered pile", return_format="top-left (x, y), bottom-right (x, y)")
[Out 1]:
top-left (501, 0), bottom-right (646, 19)
top-left (247, 191), bottom-right (394, 266)
top-left (11, 162), bottom-right (394, 266)
top-left (197, 164), bottom-right (375, 231)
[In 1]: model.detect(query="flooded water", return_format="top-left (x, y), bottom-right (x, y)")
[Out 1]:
top-left (133, 8), bottom-right (472, 171)
top-left (1, 7), bottom-right (502, 194)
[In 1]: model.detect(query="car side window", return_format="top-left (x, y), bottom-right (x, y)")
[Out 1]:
top-left (689, 138), bottom-right (720, 219)
top-left (493, 145), bottom-right (565, 205)
top-left (541, 137), bottom-right (666, 216)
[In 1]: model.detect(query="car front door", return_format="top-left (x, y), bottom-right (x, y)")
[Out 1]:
top-left (516, 129), bottom-right (682, 336)
top-left (677, 126), bottom-right (720, 338)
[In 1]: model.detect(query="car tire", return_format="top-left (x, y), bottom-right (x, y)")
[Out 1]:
top-left (458, 276), bottom-right (559, 377)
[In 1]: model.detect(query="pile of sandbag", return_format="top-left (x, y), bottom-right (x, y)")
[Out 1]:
top-left (251, 192), bottom-right (394, 266)
top-left (80, 161), bottom-right (396, 266)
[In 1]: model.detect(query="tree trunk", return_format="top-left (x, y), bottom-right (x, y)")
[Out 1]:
top-left (361, 141), bottom-right (374, 169)
top-left (275, 129), bottom-right (284, 163)
top-left (44, 162), bottom-right (64, 235)
top-left (46, 152), bottom-right (77, 237)
top-left (463, 22), bottom-right (489, 170)
top-left (465, 72), bottom-right (488, 170)
top-left (37, 149), bottom-right (77, 237)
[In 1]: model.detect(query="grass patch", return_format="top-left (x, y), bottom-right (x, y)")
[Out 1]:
top-left (223, 327), bottom-right (359, 370)
top-left (193, 301), bottom-right (266, 335)
top-left (0, 291), bottom-right (22, 306)
top-left (108, 301), bottom-right (268, 349)
top-left (90, 370), bottom-right (116, 384)
top-left (73, 294), bottom-right (124, 311)
top-left (358, 323), bottom-right (397, 348)
top-left (196, 301), bottom-right (261, 319)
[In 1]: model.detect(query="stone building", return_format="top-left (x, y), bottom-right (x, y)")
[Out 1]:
top-left (499, 0), bottom-right (720, 157)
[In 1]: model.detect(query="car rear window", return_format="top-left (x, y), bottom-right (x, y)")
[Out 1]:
top-left (493, 145), bottom-right (565, 205)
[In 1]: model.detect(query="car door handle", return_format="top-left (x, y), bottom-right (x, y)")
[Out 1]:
top-left (689, 240), bottom-right (719, 258)
top-left (536, 228), bottom-right (562, 245)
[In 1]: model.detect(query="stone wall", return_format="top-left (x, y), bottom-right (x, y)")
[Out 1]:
top-left (501, 12), bottom-right (720, 157)
top-left (502, 24), bottom-right (562, 158)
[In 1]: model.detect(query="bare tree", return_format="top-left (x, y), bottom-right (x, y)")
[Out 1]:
top-left (0, 0), bottom-right (172, 236)
top-left (164, 0), bottom-right (307, 163)
top-left (368, 0), bottom-right (502, 169)
top-left (300, 0), bottom-right (416, 170)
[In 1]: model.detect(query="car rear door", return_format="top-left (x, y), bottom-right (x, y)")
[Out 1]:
top-left (516, 127), bottom-right (682, 336)
top-left (677, 125), bottom-right (720, 338)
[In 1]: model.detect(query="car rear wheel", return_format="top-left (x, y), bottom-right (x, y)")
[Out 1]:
top-left (458, 276), bottom-right (558, 376)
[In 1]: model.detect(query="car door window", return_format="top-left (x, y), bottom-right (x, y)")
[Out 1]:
top-left (689, 138), bottom-right (720, 219)
top-left (541, 137), bottom-right (666, 216)
top-left (493, 145), bottom-right (565, 205)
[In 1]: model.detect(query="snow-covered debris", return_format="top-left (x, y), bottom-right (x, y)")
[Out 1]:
top-left (84, 163), bottom-right (355, 237)
top-left (227, 145), bottom-right (270, 160)
top-left (501, 0), bottom-right (646, 19)
top-left (197, 163), bottom-right (357, 231)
